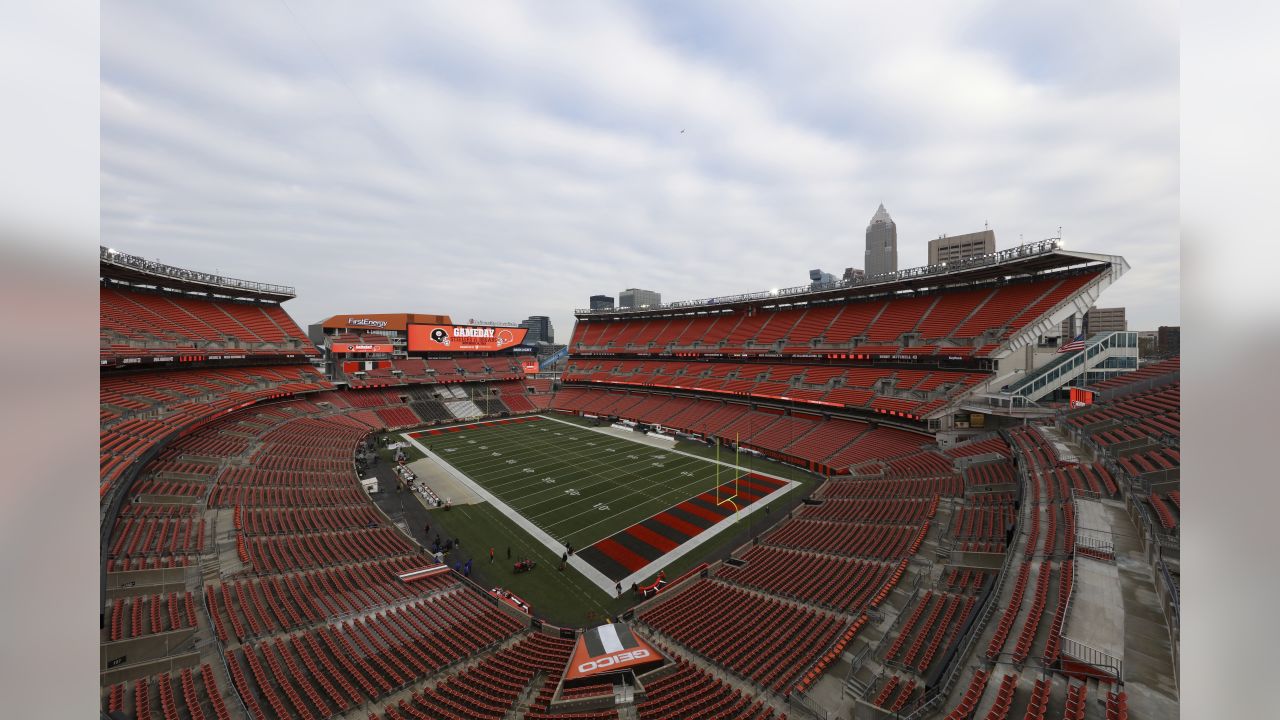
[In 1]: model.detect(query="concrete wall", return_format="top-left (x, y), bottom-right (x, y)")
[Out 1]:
top-left (105, 566), bottom-right (190, 599)
top-left (100, 634), bottom-right (198, 682)
top-left (948, 551), bottom-right (1005, 571)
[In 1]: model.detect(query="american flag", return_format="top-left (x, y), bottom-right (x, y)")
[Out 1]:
top-left (1058, 333), bottom-right (1086, 353)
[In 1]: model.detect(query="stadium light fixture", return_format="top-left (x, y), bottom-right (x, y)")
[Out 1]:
top-left (769, 288), bottom-right (779, 296)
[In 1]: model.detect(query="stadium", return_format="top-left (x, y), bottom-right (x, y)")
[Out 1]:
top-left (98, 236), bottom-right (1179, 720)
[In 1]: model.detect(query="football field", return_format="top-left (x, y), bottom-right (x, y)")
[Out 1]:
top-left (407, 415), bottom-right (792, 583)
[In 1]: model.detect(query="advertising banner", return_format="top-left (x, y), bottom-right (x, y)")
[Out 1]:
top-left (331, 342), bottom-right (394, 354)
top-left (562, 623), bottom-right (664, 682)
top-left (521, 358), bottom-right (540, 374)
top-left (408, 324), bottom-right (527, 352)
top-left (1069, 387), bottom-right (1095, 408)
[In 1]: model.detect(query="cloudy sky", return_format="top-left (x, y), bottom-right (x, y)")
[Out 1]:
top-left (102, 1), bottom-right (1178, 337)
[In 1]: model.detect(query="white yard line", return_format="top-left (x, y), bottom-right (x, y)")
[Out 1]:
top-left (401, 429), bottom-right (619, 594)
top-left (402, 414), bottom-right (805, 595)
top-left (535, 414), bottom-right (797, 484)
top-left (611, 479), bottom-right (797, 591)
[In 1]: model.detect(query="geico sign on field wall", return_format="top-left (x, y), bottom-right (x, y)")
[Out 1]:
top-left (407, 324), bottom-right (527, 352)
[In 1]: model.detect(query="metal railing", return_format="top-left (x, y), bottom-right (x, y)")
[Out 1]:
top-left (1159, 556), bottom-right (1180, 627)
top-left (1060, 636), bottom-right (1123, 681)
top-left (574, 240), bottom-right (1064, 315)
top-left (891, 433), bottom-right (1027, 720)
top-left (100, 246), bottom-right (295, 297)
top-left (1004, 331), bottom-right (1138, 398)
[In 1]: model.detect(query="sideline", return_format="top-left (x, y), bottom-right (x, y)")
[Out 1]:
top-left (402, 414), bottom-right (803, 595)
top-left (401, 430), bottom-right (619, 594)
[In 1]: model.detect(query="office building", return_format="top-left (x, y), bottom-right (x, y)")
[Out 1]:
top-left (1137, 330), bottom-right (1159, 357)
top-left (864, 203), bottom-right (898, 277)
top-left (519, 315), bottom-right (554, 344)
top-left (619, 288), bottom-right (661, 309)
top-left (809, 269), bottom-right (836, 288)
top-left (1158, 325), bottom-right (1180, 355)
top-left (589, 294), bottom-right (614, 310)
top-left (928, 229), bottom-right (996, 265)
top-left (1062, 306), bottom-right (1127, 337)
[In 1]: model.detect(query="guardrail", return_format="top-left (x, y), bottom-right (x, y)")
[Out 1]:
top-left (574, 240), bottom-right (1063, 315)
top-left (101, 246), bottom-right (295, 297)
top-left (1005, 332), bottom-right (1138, 398)
top-left (1060, 636), bottom-right (1123, 681)
top-left (892, 430), bottom-right (1027, 720)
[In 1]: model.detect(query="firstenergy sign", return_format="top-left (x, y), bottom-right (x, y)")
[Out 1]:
top-left (408, 324), bottom-right (527, 352)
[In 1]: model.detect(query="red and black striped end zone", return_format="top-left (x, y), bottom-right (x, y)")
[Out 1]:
top-left (578, 473), bottom-right (786, 582)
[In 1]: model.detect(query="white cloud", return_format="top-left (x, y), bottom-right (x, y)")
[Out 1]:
top-left (102, 1), bottom-right (1178, 335)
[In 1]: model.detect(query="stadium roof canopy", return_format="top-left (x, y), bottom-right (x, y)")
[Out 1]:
top-left (100, 245), bottom-right (296, 302)
top-left (575, 239), bottom-right (1126, 319)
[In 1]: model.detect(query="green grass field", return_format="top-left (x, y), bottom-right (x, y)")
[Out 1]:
top-left (415, 416), bottom-right (771, 551)
top-left (405, 414), bottom-right (818, 626)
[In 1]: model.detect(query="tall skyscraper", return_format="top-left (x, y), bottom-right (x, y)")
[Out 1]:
top-left (589, 294), bottom-right (615, 310)
top-left (619, 288), bottom-right (661, 309)
top-left (864, 203), bottom-right (898, 277)
top-left (928, 229), bottom-right (996, 265)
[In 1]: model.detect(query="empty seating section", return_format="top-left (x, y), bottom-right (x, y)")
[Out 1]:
top-left (636, 657), bottom-right (780, 720)
top-left (638, 579), bottom-right (857, 693)
top-left (945, 436), bottom-right (1013, 459)
top-left (914, 288), bottom-right (994, 340)
top-left (551, 387), bottom-right (931, 474)
top-left (950, 494), bottom-right (1016, 542)
top-left (104, 392), bottom-right (538, 714)
top-left (819, 476), bottom-right (962, 500)
top-left (103, 665), bottom-right (233, 720)
top-left (100, 364), bottom-right (332, 486)
top-left (880, 590), bottom-right (976, 674)
top-left (382, 632), bottom-right (581, 720)
top-left (226, 588), bottom-right (525, 714)
top-left (797, 498), bottom-right (933, 524)
top-left (101, 284), bottom-right (313, 363)
top-left (105, 592), bottom-right (200, 641)
top-left (1006, 427), bottom-right (1061, 474)
top-left (865, 295), bottom-right (936, 342)
top-left (1065, 383), bottom-right (1179, 447)
top-left (938, 661), bottom-right (1102, 720)
top-left (1060, 370), bottom-right (1180, 539)
top-left (1089, 356), bottom-right (1179, 392)
top-left (561, 358), bottom-right (985, 418)
top-left (375, 406), bottom-right (420, 428)
top-left (107, 516), bottom-right (206, 561)
top-left (570, 271), bottom-right (1102, 357)
top-left (986, 561), bottom-right (1032, 660)
top-left (941, 668), bottom-right (990, 719)
top-left (240, 526), bottom-right (415, 574)
top-left (964, 461), bottom-right (1016, 488)
top-left (762, 519), bottom-right (924, 561)
top-left (870, 674), bottom-right (918, 712)
top-left (717, 545), bottom-right (894, 612)
top-left (1039, 463), bottom-right (1118, 500)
